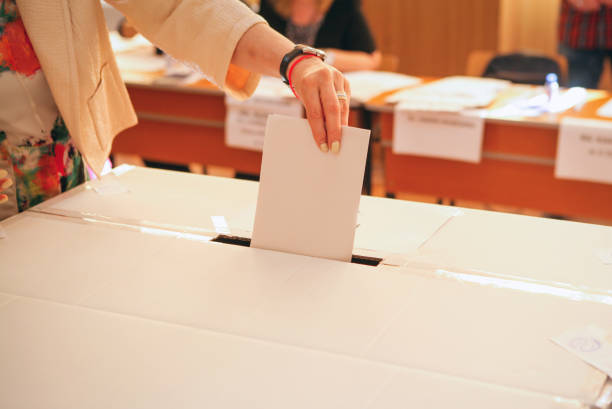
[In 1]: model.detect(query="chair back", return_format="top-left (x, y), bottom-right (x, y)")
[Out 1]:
top-left (482, 52), bottom-right (562, 85)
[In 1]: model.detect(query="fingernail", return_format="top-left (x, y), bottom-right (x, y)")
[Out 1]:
top-left (0, 169), bottom-right (7, 179)
top-left (319, 143), bottom-right (329, 153)
top-left (331, 141), bottom-right (340, 154)
top-left (1, 178), bottom-right (12, 190)
top-left (0, 194), bottom-right (7, 204)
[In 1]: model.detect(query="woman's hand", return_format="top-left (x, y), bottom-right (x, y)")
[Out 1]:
top-left (231, 24), bottom-right (351, 153)
top-left (0, 169), bottom-right (13, 204)
top-left (290, 57), bottom-right (351, 153)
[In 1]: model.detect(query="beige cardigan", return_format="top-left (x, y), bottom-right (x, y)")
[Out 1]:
top-left (16, 0), bottom-right (266, 174)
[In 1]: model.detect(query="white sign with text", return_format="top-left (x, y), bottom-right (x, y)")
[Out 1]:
top-left (225, 77), bottom-right (303, 152)
top-left (556, 117), bottom-right (612, 185)
top-left (392, 106), bottom-right (485, 163)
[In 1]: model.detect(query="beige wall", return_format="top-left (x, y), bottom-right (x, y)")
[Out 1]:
top-left (497, 0), bottom-right (611, 89)
top-left (361, 0), bottom-right (500, 77)
top-left (498, 0), bottom-right (561, 55)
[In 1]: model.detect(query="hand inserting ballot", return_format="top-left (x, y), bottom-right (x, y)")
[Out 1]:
top-left (289, 57), bottom-right (351, 154)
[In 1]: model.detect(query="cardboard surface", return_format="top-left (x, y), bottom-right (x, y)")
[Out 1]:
top-left (251, 115), bottom-right (370, 261)
top-left (0, 213), bottom-right (608, 404)
top-left (0, 297), bottom-right (585, 409)
top-left (410, 209), bottom-right (612, 294)
top-left (36, 166), bottom-right (259, 237)
top-left (35, 166), bottom-right (456, 256)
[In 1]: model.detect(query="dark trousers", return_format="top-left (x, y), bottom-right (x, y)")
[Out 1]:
top-left (559, 44), bottom-right (612, 88)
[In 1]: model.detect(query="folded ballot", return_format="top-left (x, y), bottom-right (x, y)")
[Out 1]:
top-left (251, 115), bottom-right (370, 262)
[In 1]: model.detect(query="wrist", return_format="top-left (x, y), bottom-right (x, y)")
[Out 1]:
top-left (287, 55), bottom-right (320, 98)
top-left (279, 44), bottom-right (326, 85)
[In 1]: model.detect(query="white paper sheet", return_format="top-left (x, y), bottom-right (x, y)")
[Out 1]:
top-left (392, 108), bottom-right (485, 163)
top-left (342, 71), bottom-right (422, 103)
top-left (386, 76), bottom-right (510, 111)
top-left (552, 325), bottom-right (612, 378)
top-left (251, 115), bottom-right (370, 261)
top-left (489, 87), bottom-right (588, 118)
top-left (555, 117), bottom-right (612, 185)
top-left (225, 77), bottom-right (303, 151)
top-left (597, 98), bottom-right (612, 118)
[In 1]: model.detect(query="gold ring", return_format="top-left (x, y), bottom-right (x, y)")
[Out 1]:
top-left (336, 91), bottom-right (348, 101)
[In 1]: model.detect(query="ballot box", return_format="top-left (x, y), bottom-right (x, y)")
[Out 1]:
top-left (34, 165), bottom-right (459, 260)
top-left (407, 209), bottom-right (612, 295)
top-left (0, 210), bottom-right (610, 408)
top-left (34, 165), bottom-right (612, 289)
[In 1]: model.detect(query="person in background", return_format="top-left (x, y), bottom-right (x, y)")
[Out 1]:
top-left (259, 0), bottom-right (381, 72)
top-left (0, 0), bottom-right (350, 220)
top-left (559, 0), bottom-right (612, 88)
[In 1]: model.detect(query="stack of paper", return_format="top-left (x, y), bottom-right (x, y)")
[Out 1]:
top-left (251, 115), bottom-right (370, 262)
top-left (387, 76), bottom-right (511, 112)
top-left (489, 87), bottom-right (588, 118)
top-left (342, 71), bottom-right (421, 103)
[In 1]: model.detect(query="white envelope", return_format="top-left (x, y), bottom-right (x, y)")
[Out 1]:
top-left (251, 115), bottom-right (370, 262)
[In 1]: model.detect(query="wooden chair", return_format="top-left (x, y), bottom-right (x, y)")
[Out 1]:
top-left (466, 49), bottom-right (568, 85)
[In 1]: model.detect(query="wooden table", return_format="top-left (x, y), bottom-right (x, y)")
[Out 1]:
top-left (112, 77), bottom-right (364, 176)
top-left (365, 86), bottom-right (612, 221)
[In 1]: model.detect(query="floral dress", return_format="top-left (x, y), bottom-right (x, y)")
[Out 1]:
top-left (0, 0), bottom-right (85, 220)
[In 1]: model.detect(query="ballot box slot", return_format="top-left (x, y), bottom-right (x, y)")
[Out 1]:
top-left (211, 235), bottom-right (382, 267)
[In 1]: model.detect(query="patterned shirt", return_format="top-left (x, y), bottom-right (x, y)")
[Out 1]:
top-left (559, 0), bottom-right (612, 49)
top-left (0, 0), bottom-right (85, 220)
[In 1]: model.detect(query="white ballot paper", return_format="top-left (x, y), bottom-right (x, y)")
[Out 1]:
top-left (226, 77), bottom-right (303, 151)
top-left (252, 115), bottom-right (370, 262)
top-left (555, 117), bottom-right (612, 185)
top-left (392, 107), bottom-right (485, 163)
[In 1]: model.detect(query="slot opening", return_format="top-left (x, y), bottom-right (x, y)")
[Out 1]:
top-left (211, 234), bottom-right (382, 267)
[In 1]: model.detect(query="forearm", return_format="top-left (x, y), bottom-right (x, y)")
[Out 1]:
top-left (231, 23), bottom-right (295, 78)
top-left (326, 49), bottom-right (381, 72)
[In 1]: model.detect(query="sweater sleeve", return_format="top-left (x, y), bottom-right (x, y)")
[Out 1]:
top-left (107, 0), bottom-right (267, 99)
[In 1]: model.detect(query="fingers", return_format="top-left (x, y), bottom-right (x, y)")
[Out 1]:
top-left (300, 81), bottom-right (329, 152)
top-left (289, 58), bottom-right (349, 154)
top-left (337, 73), bottom-right (350, 126)
top-left (319, 73), bottom-right (342, 154)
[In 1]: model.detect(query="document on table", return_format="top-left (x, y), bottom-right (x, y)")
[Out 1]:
top-left (225, 77), bottom-right (303, 151)
top-left (251, 115), bottom-right (370, 262)
top-left (386, 76), bottom-right (510, 111)
top-left (555, 117), bottom-right (612, 185)
top-left (342, 71), bottom-right (422, 103)
top-left (597, 98), bottom-right (612, 118)
top-left (392, 106), bottom-right (485, 163)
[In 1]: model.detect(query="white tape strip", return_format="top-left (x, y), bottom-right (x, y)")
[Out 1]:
top-left (93, 180), bottom-right (130, 195)
top-left (211, 216), bottom-right (231, 234)
top-left (111, 164), bottom-right (135, 177)
top-left (552, 325), bottom-right (612, 378)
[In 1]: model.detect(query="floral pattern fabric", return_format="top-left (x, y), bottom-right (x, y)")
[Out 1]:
top-left (0, 0), bottom-right (85, 220)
